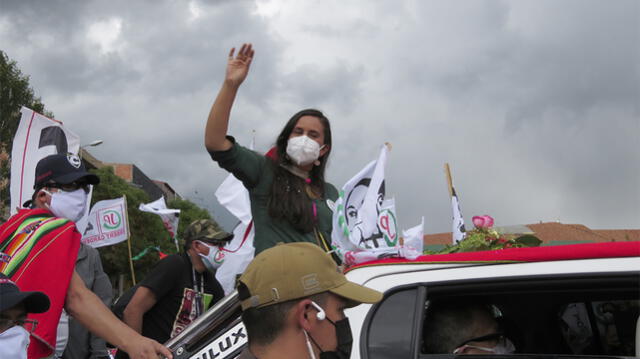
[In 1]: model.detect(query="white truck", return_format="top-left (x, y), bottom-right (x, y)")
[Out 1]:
top-left (165, 241), bottom-right (640, 358)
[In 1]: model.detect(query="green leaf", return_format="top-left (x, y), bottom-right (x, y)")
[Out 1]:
top-left (513, 234), bottom-right (542, 247)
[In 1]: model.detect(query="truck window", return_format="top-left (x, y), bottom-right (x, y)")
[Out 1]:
top-left (366, 288), bottom-right (419, 359)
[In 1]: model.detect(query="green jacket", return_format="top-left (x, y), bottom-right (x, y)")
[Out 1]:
top-left (209, 137), bottom-right (338, 254)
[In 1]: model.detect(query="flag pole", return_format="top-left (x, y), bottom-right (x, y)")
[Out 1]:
top-left (444, 163), bottom-right (453, 197)
top-left (123, 195), bottom-right (136, 285)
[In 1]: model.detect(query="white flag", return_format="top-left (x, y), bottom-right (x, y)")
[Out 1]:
top-left (401, 217), bottom-right (424, 259)
top-left (139, 197), bottom-right (180, 239)
top-left (82, 197), bottom-right (129, 248)
top-left (10, 107), bottom-right (80, 214)
top-left (332, 145), bottom-right (424, 266)
top-left (214, 221), bottom-right (255, 295)
top-left (214, 137), bottom-right (256, 295)
top-left (332, 145), bottom-right (396, 251)
top-left (451, 188), bottom-right (466, 244)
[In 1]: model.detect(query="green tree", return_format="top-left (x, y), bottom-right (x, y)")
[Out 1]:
top-left (0, 51), bottom-right (52, 219)
top-left (91, 167), bottom-right (212, 289)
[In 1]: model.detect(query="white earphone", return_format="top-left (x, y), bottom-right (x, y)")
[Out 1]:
top-left (303, 330), bottom-right (317, 359)
top-left (310, 301), bottom-right (326, 321)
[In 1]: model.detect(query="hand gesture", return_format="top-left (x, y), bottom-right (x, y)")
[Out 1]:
top-left (225, 43), bottom-right (254, 88)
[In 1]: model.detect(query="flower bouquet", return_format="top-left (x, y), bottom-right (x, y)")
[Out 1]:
top-left (433, 215), bottom-right (542, 254)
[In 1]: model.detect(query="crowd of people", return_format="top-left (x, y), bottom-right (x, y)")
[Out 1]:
top-left (0, 43), bottom-right (516, 359)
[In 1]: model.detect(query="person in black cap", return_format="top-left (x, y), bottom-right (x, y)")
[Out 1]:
top-left (0, 153), bottom-right (172, 359)
top-left (0, 273), bottom-right (50, 359)
top-left (115, 219), bottom-right (231, 359)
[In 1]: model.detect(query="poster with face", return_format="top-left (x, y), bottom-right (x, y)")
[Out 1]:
top-left (332, 145), bottom-right (398, 251)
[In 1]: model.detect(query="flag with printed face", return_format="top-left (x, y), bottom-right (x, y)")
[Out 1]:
top-left (451, 187), bottom-right (466, 244)
top-left (214, 138), bottom-right (256, 294)
top-left (139, 197), bottom-right (180, 239)
top-left (332, 145), bottom-right (424, 265)
top-left (10, 107), bottom-right (80, 214)
top-left (332, 145), bottom-right (396, 251)
top-left (82, 197), bottom-right (129, 248)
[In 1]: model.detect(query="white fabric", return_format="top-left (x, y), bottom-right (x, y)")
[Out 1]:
top-left (139, 197), bottom-right (180, 239)
top-left (401, 217), bottom-right (424, 259)
top-left (73, 185), bottom-right (93, 235)
top-left (451, 191), bottom-right (466, 244)
top-left (214, 221), bottom-right (255, 295)
top-left (0, 325), bottom-right (30, 359)
top-left (54, 310), bottom-right (69, 358)
top-left (331, 145), bottom-right (422, 266)
top-left (214, 137), bottom-right (255, 295)
top-left (10, 106), bottom-right (80, 215)
top-left (82, 197), bottom-right (129, 248)
top-left (331, 145), bottom-right (389, 253)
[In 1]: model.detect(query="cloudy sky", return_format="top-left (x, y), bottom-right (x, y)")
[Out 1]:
top-left (1, 0), bottom-right (638, 234)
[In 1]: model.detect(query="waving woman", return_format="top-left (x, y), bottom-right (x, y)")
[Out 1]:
top-left (205, 43), bottom-right (338, 255)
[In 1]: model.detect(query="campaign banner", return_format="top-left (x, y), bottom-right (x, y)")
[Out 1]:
top-left (10, 107), bottom-right (80, 214)
top-left (139, 197), bottom-right (180, 239)
top-left (332, 145), bottom-right (423, 266)
top-left (82, 197), bottom-right (129, 248)
top-left (332, 145), bottom-right (394, 252)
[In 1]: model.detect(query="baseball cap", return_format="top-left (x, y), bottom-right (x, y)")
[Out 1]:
top-left (34, 153), bottom-right (99, 189)
top-left (184, 219), bottom-right (234, 246)
top-left (238, 242), bottom-right (382, 310)
top-left (0, 274), bottom-right (50, 313)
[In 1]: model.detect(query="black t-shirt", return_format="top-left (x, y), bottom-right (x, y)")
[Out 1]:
top-left (138, 253), bottom-right (224, 343)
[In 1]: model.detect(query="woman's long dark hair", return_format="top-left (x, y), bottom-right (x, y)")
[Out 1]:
top-left (267, 109), bottom-right (332, 233)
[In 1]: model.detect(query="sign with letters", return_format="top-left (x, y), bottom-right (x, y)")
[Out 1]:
top-left (82, 197), bottom-right (129, 248)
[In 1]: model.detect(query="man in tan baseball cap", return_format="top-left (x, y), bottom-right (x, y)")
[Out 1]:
top-left (237, 242), bottom-right (382, 359)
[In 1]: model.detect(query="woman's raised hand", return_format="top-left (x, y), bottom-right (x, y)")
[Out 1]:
top-left (225, 43), bottom-right (254, 87)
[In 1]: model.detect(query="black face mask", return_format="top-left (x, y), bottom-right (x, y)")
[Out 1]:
top-left (309, 317), bottom-right (353, 359)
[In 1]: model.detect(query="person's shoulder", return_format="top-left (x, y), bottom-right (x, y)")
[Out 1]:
top-left (148, 253), bottom-right (187, 273)
top-left (160, 253), bottom-right (186, 266)
top-left (325, 182), bottom-right (339, 199)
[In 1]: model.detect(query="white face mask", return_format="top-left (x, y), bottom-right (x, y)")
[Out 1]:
top-left (286, 135), bottom-right (324, 166)
top-left (196, 241), bottom-right (225, 272)
top-left (43, 188), bottom-right (88, 223)
top-left (0, 325), bottom-right (30, 359)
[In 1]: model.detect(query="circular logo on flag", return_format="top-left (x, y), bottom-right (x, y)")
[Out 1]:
top-left (67, 154), bottom-right (82, 169)
top-left (102, 210), bottom-right (122, 230)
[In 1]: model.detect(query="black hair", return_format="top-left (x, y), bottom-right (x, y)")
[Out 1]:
top-left (267, 109), bottom-right (332, 233)
top-left (422, 300), bottom-right (498, 353)
top-left (240, 289), bottom-right (328, 347)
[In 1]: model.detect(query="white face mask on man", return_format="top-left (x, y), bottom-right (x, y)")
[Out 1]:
top-left (196, 241), bottom-right (225, 272)
top-left (286, 135), bottom-right (325, 166)
top-left (0, 325), bottom-right (30, 359)
top-left (42, 188), bottom-right (88, 223)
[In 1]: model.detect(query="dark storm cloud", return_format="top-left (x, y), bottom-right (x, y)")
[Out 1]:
top-left (1, 0), bottom-right (637, 233)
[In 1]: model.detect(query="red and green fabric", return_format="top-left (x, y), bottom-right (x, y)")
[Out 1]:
top-left (0, 208), bottom-right (80, 359)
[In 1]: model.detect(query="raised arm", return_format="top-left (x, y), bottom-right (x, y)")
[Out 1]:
top-left (205, 43), bottom-right (255, 152)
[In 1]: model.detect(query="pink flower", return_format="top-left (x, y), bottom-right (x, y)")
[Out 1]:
top-left (472, 215), bottom-right (494, 228)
